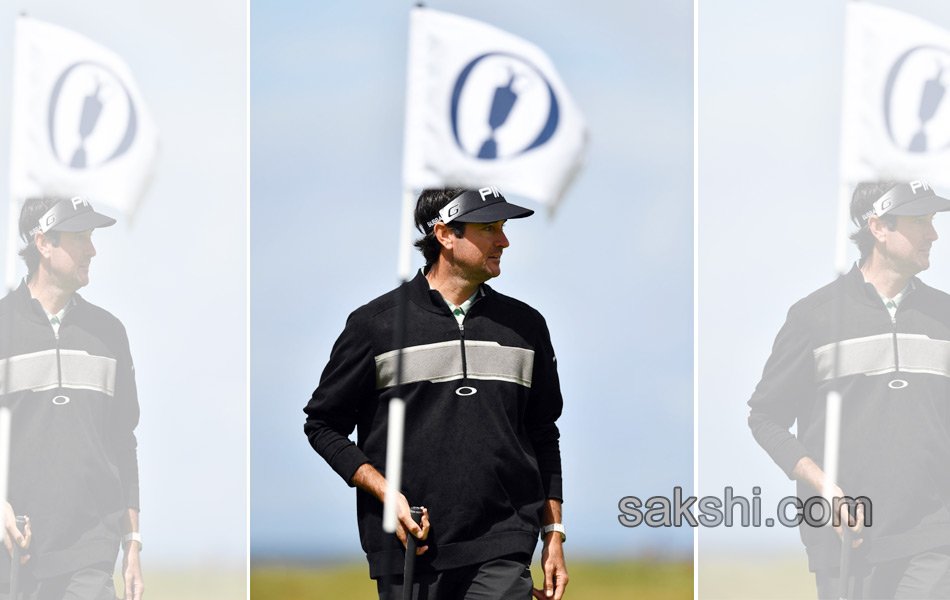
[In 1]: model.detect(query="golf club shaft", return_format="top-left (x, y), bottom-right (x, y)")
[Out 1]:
top-left (403, 506), bottom-right (424, 600)
top-left (839, 522), bottom-right (853, 600)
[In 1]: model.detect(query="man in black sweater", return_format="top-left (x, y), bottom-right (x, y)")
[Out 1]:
top-left (1, 196), bottom-right (142, 600)
top-left (749, 181), bottom-right (950, 598)
top-left (305, 187), bottom-right (568, 599)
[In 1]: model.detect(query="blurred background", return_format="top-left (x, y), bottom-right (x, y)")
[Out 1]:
top-left (0, 1), bottom-right (246, 597)
top-left (698, 0), bottom-right (950, 597)
top-left (251, 0), bottom-right (693, 598)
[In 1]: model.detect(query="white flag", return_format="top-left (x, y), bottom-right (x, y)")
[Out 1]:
top-left (402, 7), bottom-right (587, 211)
top-left (840, 3), bottom-right (950, 187)
top-left (9, 16), bottom-right (159, 221)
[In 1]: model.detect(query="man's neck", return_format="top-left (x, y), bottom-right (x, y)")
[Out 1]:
top-left (859, 256), bottom-right (912, 300)
top-left (424, 263), bottom-right (481, 306)
top-left (27, 274), bottom-right (75, 315)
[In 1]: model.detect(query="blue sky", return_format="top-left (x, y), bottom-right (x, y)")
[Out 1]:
top-left (251, 0), bottom-right (694, 561)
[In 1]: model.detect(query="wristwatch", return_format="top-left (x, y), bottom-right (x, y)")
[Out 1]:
top-left (540, 523), bottom-right (566, 543)
top-left (122, 532), bottom-right (143, 551)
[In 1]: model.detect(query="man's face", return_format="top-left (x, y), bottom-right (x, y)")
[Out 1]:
top-left (450, 220), bottom-right (510, 283)
top-left (47, 229), bottom-right (97, 291)
top-left (882, 213), bottom-right (939, 275)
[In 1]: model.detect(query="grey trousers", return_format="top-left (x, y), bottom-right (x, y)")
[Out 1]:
top-left (377, 555), bottom-right (534, 600)
top-left (816, 548), bottom-right (950, 599)
top-left (1, 565), bottom-right (116, 600)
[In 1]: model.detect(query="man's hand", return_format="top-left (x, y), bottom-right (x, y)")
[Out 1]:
top-left (792, 457), bottom-right (863, 548)
top-left (533, 499), bottom-right (567, 599)
top-left (121, 508), bottom-right (143, 599)
top-left (2, 503), bottom-right (29, 563)
top-left (832, 486), bottom-right (864, 549)
top-left (395, 500), bottom-right (429, 555)
top-left (351, 463), bottom-right (430, 555)
top-left (122, 542), bottom-right (144, 600)
top-left (532, 534), bottom-right (568, 600)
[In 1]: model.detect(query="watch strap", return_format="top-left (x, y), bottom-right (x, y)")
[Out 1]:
top-left (122, 532), bottom-right (143, 551)
top-left (540, 523), bottom-right (566, 543)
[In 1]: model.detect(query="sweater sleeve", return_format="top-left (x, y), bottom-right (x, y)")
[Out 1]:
top-left (303, 311), bottom-right (376, 486)
top-left (748, 304), bottom-right (814, 478)
top-left (112, 322), bottom-right (141, 511)
top-left (525, 315), bottom-right (564, 502)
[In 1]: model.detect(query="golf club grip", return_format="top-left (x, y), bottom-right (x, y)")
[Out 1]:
top-left (839, 524), bottom-right (853, 600)
top-left (402, 506), bottom-right (424, 600)
top-left (10, 516), bottom-right (25, 599)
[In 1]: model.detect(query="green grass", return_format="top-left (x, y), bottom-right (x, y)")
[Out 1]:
top-left (251, 559), bottom-right (692, 600)
top-left (698, 554), bottom-right (815, 599)
top-left (111, 568), bottom-right (245, 600)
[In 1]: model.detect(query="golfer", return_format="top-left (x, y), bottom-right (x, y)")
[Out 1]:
top-left (0, 196), bottom-right (143, 600)
top-left (305, 187), bottom-right (568, 599)
top-left (749, 181), bottom-right (950, 598)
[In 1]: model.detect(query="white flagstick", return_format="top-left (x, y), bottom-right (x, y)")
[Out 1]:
top-left (385, 0), bottom-right (421, 532)
top-left (383, 398), bottom-right (406, 533)
top-left (1, 197), bottom-right (17, 525)
top-left (383, 187), bottom-right (417, 533)
top-left (828, 174), bottom-right (854, 599)
top-left (396, 188), bottom-right (416, 282)
top-left (833, 182), bottom-right (852, 276)
top-left (823, 182), bottom-right (853, 509)
top-left (822, 391), bottom-right (842, 506)
top-left (5, 201), bottom-right (19, 292)
top-left (0, 407), bottom-right (9, 509)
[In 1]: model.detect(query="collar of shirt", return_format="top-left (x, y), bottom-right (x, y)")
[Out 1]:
top-left (28, 289), bottom-right (75, 335)
top-left (860, 266), bottom-right (914, 319)
top-left (429, 281), bottom-right (484, 325)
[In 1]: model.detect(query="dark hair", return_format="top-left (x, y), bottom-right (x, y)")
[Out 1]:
top-left (850, 182), bottom-right (899, 264)
top-left (18, 197), bottom-right (62, 281)
top-left (413, 187), bottom-right (466, 267)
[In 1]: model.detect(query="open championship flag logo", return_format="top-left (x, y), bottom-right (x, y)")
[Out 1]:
top-left (884, 45), bottom-right (950, 154)
top-left (48, 61), bottom-right (138, 169)
top-left (450, 52), bottom-right (559, 160)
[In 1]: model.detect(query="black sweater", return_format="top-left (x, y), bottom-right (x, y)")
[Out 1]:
top-left (0, 282), bottom-right (139, 579)
top-left (304, 271), bottom-right (563, 577)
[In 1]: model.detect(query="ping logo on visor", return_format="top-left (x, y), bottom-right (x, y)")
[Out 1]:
top-left (860, 180), bottom-right (950, 222)
top-left (872, 181), bottom-right (931, 217)
top-left (423, 187), bottom-right (533, 234)
top-left (27, 196), bottom-right (116, 238)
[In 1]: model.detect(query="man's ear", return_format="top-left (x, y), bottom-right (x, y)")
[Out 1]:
top-left (433, 222), bottom-right (458, 251)
top-left (867, 216), bottom-right (889, 243)
top-left (33, 231), bottom-right (53, 259)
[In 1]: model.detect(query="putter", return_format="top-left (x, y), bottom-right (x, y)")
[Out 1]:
top-left (9, 515), bottom-right (25, 600)
top-left (402, 507), bottom-right (424, 600)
